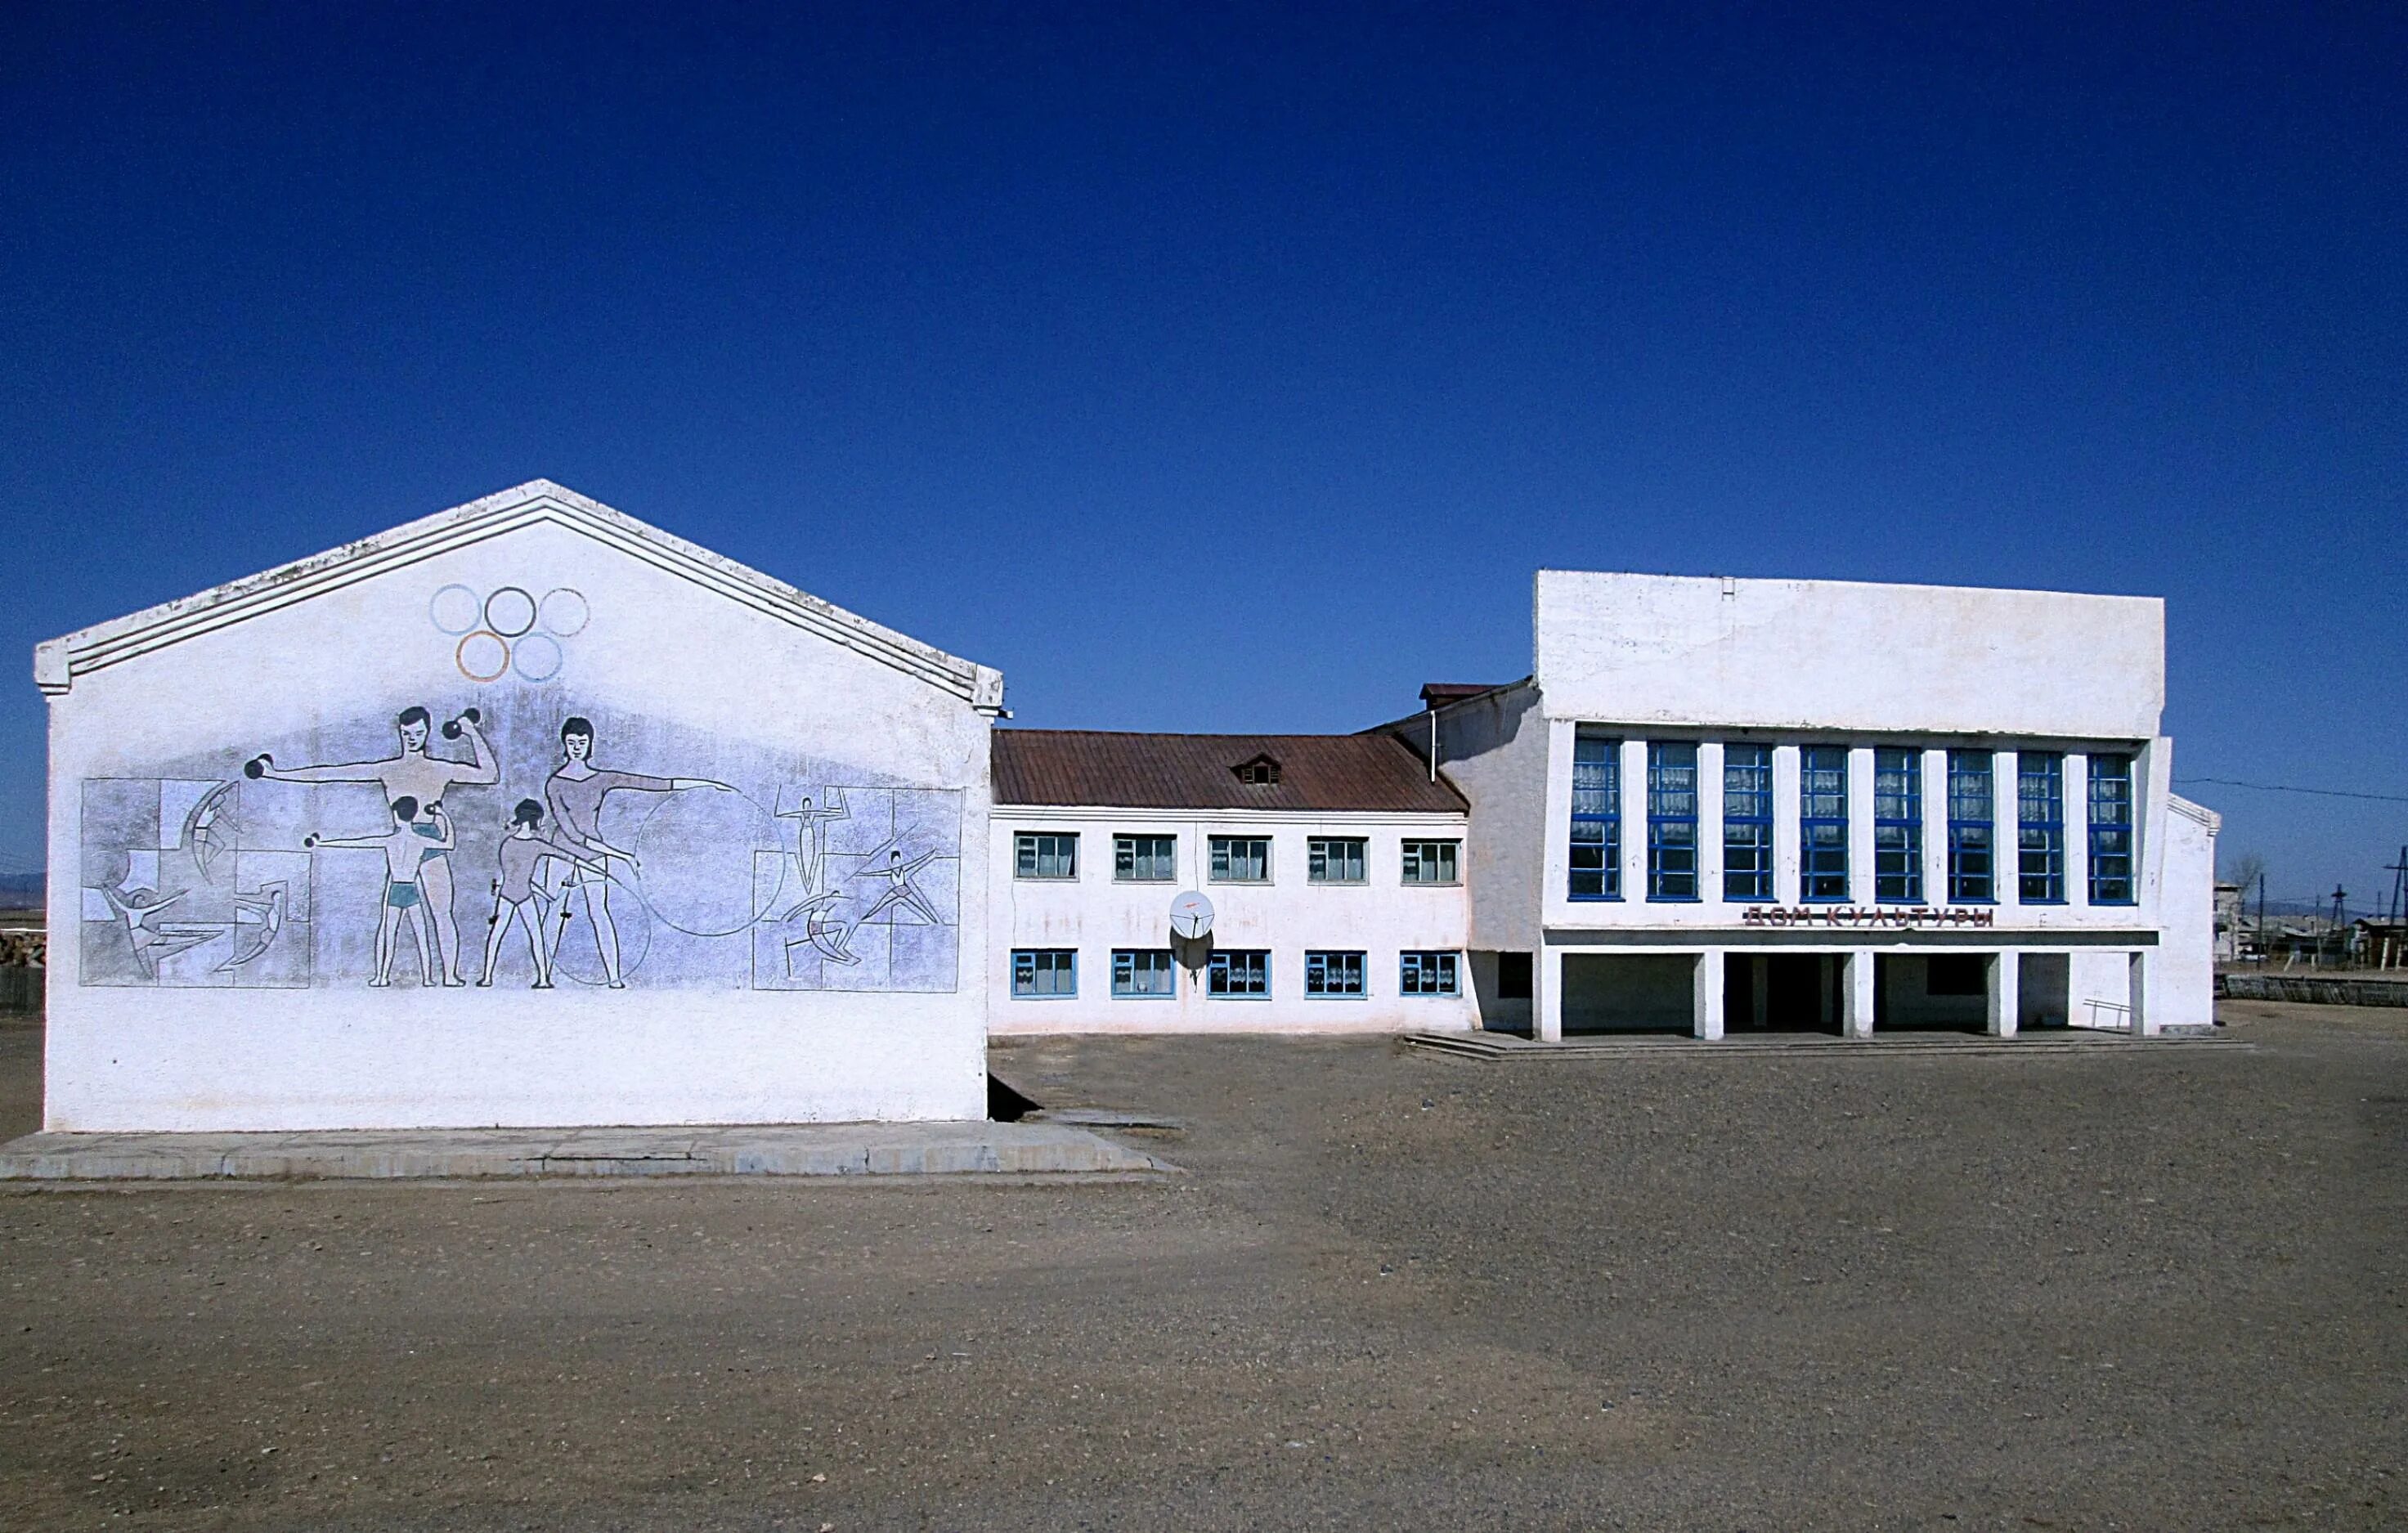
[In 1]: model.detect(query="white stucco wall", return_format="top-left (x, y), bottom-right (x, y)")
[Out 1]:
top-left (986, 808), bottom-right (1473, 1034)
top-left (1535, 571), bottom-right (2164, 740)
top-left (41, 486), bottom-right (996, 1130)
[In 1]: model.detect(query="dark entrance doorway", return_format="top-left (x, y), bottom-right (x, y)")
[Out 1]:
top-left (1729, 953), bottom-right (1841, 1033)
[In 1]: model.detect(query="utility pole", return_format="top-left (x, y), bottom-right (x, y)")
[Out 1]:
top-left (2257, 872), bottom-right (2267, 966)
top-left (2330, 885), bottom-right (2348, 967)
top-left (2388, 845), bottom-right (2407, 926)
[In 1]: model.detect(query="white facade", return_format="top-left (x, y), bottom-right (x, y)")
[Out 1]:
top-left (987, 805), bottom-right (1476, 1034)
top-left (38, 482), bottom-right (1001, 1131)
top-left (1410, 572), bottom-right (2218, 1042)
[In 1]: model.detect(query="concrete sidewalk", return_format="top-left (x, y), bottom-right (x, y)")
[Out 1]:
top-left (0, 1118), bottom-right (1177, 1182)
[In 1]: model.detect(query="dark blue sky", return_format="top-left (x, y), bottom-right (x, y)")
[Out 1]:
top-left (3, 3), bottom-right (2401, 908)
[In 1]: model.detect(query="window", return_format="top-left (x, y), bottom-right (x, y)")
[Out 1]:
top-left (1946, 751), bottom-right (1994, 903)
top-left (1873, 747), bottom-right (1923, 903)
top-left (1111, 948), bottom-right (1176, 997)
top-left (2087, 753), bottom-right (2136, 905)
top-left (1013, 831), bottom-right (1077, 881)
top-left (1208, 836), bottom-right (1271, 883)
top-left (1010, 948), bottom-right (1076, 997)
top-left (1647, 742), bottom-right (1699, 899)
top-left (1400, 951), bottom-right (1460, 996)
top-left (1207, 949), bottom-right (1270, 997)
top-left (1114, 834), bottom-right (1176, 882)
top-left (1569, 733), bottom-right (1621, 899)
top-left (1234, 755), bottom-right (1281, 786)
top-left (1723, 743), bottom-right (1773, 902)
top-left (1308, 837), bottom-right (1366, 885)
top-left (1800, 746), bottom-right (1849, 901)
top-left (1496, 951), bottom-right (1533, 1000)
top-left (2019, 751), bottom-right (2065, 903)
top-left (1400, 839), bottom-right (1460, 885)
top-left (1304, 950), bottom-right (1365, 996)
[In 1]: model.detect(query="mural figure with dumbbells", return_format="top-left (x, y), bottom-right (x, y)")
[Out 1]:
top-left (247, 706), bottom-right (496, 984)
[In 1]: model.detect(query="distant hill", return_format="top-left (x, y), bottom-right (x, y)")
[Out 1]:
top-left (0, 872), bottom-right (42, 907)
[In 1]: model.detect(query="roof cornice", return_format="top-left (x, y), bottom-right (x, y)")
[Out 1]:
top-left (33, 479), bottom-right (1006, 711)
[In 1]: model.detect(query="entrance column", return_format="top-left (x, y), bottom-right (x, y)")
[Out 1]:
top-left (1988, 950), bottom-right (2020, 1037)
top-left (1842, 950), bottom-right (1876, 1038)
top-left (2128, 950), bottom-right (2154, 1037)
top-left (1536, 945), bottom-right (1564, 1042)
top-left (1693, 948), bottom-right (1726, 1040)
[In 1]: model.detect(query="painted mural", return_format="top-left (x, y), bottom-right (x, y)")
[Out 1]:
top-left (78, 586), bottom-right (962, 994)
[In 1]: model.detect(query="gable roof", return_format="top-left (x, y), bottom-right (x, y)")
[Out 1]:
top-left (34, 479), bottom-right (1005, 710)
top-left (993, 730), bottom-right (1467, 814)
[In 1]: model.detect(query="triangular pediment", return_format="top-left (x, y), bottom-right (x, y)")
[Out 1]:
top-left (35, 479), bottom-right (1005, 711)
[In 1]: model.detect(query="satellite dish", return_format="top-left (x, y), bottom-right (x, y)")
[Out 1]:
top-left (1169, 890), bottom-right (1214, 940)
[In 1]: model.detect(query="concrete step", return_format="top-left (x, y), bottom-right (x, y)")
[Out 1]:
top-left (0, 1119), bottom-right (1181, 1182)
top-left (1402, 1030), bottom-right (2253, 1062)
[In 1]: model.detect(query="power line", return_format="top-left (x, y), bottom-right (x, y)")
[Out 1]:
top-left (2177, 774), bottom-right (2408, 799)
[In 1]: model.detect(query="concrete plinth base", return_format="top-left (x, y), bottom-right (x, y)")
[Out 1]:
top-left (0, 1120), bottom-right (1176, 1182)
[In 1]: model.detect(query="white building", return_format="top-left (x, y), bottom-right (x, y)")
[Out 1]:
top-left (38, 481), bottom-right (1001, 1132)
top-left (1388, 572), bottom-right (2219, 1040)
top-left (988, 732), bottom-right (1476, 1033)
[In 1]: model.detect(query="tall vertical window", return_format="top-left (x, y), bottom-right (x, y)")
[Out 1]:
top-left (1873, 747), bottom-right (1923, 903)
top-left (2087, 754), bottom-right (2136, 904)
top-left (2019, 751), bottom-right (2065, 903)
top-left (1723, 743), bottom-right (1773, 901)
top-left (1569, 734), bottom-right (1621, 899)
top-left (1946, 751), bottom-right (1994, 903)
top-left (1800, 746), bottom-right (1850, 901)
top-left (1647, 742), bottom-right (1699, 899)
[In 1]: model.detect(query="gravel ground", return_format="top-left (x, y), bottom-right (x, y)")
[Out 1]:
top-left (1, 1002), bottom-right (2402, 1531)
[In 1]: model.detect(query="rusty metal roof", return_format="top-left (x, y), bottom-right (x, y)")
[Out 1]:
top-left (992, 730), bottom-right (1467, 814)
top-left (1419, 682), bottom-right (1512, 708)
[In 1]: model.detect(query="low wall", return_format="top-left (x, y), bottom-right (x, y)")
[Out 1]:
top-left (2219, 973), bottom-right (2408, 1008)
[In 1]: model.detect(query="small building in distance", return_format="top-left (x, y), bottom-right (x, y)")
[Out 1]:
top-left (37, 481), bottom-right (1002, 1132)
top-left (988, 731), bottom-right (1475, 1033)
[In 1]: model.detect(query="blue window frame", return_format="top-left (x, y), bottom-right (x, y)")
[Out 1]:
top-left (1569, 734), bottom-right (1621, 899)
top-left (1647, 742), bottom-right (1699, 900)
top-left (1873, 747), bottom-right (1922, 903)
top-left (2087, 754), bottom-right (2136, 904)
top-left (1722, 743), bottom-right (1773, 902)
top-left (1800, 746), bottom-right (1850, 901)
top-left (1111, 948), bottom-right (1175, 997)
top-left (1010, 948), bottom-right (1076, 997)
top-left (2018, 751), bottom-right (2065, 903)
top-left (1304, 950), bottom-right (1365, 996)
top-left (1206, 949), bottom-right (1270, 997)
top-left (1399, 951), bottom-right (1460, 996)
top-left (1946, 750), bottom-right (1994, 903)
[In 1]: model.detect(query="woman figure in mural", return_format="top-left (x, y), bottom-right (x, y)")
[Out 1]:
top-left (249, 706), bottom-right (496, 983)
top-left (478, 799), bottom-right (605, 989)
top-left (305, 796), bottom-right (451, 987)
top-left (540, 716), bottom-right (730, 988)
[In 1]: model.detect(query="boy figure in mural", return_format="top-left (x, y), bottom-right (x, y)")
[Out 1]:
top-left (306, 796), bottom-right (453, 987)
top-left (478, 799), bottom-right (605, 989)
top-left (541, 716), bottom-right (729, 988)
top-left (248, 706), bottom-right (496, 984)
